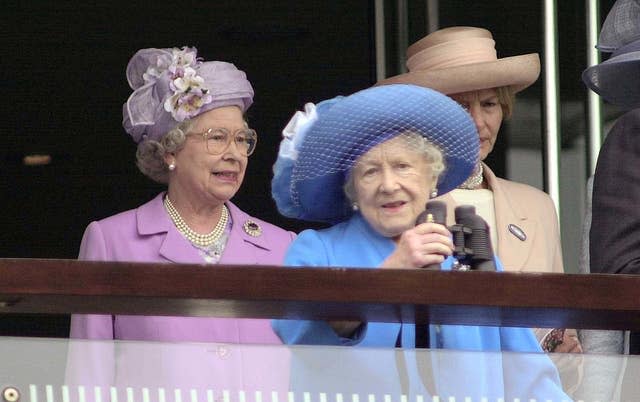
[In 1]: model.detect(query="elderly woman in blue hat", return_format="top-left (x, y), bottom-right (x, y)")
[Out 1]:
top-left (270, 84), bottom-right (571, 400)
top-left (272, 84), bottom-right (551, 352)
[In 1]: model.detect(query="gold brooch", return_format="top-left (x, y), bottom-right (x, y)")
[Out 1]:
top-left (243, 220), bottom-right (262, 237)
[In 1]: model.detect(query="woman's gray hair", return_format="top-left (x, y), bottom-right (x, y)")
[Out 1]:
top-left (135, 120), bottom-right (194, 184)
top-left (343, 131), bottom-right (446, 203)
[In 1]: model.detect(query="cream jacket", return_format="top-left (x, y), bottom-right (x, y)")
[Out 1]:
top-left (437, 163), bottom-right (564, 274)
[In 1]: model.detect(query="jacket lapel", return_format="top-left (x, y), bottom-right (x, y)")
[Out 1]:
top-left (136, 195), bottom-right (273, 265)
top-left (219, 202), bottom-right (272, 265)
top-left (483, 165), bottom-right (536, 271)
top-left (437, 165), bottom-right (536, 271)
top-left (136, 192), bottom-right (214, 264)
top-left (158, 229), bottom-right (205, 264)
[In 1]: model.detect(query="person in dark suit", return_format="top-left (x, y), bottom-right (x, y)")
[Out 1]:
top-left (583, 0), bottom-right (640, 353)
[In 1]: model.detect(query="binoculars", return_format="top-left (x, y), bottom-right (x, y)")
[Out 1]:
top-left (416, 201), bottom-right (496, 271)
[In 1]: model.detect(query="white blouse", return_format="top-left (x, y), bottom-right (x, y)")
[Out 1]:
top-left (449, 188), bottom-right (498, 254)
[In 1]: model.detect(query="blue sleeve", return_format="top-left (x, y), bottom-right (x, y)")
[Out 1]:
top-left (272, 319), bottom-right (366, 346)
top-left (272, 230), bottom-right (367, 346)
top-left (493, 255), bottom-right (544, 352)
top-left (493, 255), bottom-right (543, 351)
top-left (498, 327), bottom-right (543, 352)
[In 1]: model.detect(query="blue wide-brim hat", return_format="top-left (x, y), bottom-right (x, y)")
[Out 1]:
top-left (272, 84), bottom-right (479, 224)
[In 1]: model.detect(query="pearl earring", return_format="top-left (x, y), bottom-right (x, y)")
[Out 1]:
top-left (352, 202), bottom-right (359, 211)
top-left (430, 188), bottom-right (438, 198)
top-left (168, 163), bottom-right (176, 171)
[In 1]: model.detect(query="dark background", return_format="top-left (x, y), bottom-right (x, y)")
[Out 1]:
top-left (0, 0), bottom-right (617, 337)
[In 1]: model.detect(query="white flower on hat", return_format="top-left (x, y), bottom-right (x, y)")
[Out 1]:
top-left (138, 46), bottom-right (213, 122)
top-left (163, 66), bottom-right (213, 121)
top-left (278, 103), bottom-right (318, 161)
top-left (124, 46), bottom-right (254, 143)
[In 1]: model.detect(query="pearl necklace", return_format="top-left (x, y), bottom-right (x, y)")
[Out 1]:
top-left (164, 196), bottom-right (229, 247)
top-left (458, 163), bottom-right (484, 190)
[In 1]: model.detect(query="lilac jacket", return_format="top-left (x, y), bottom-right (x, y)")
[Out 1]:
top-left (70, 192), bottom-right (296, 344)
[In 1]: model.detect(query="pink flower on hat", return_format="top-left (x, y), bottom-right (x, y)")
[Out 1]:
top-left (123, 46), bottom-right (254, 143)
top-left (164, 66), bottom-right (213, 121)
top-left (143, 47), bottom-right (214, 121)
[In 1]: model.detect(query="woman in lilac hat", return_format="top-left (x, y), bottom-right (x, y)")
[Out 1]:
top-left (70, 47), bottom-right (295, 343)
top-left (65, 47), bottom-right (295, 397)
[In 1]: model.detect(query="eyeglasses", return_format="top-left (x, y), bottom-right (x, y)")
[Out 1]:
top-left (193, 127), bottom-right (258, 156)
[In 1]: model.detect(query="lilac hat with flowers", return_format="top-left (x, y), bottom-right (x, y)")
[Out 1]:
top-left (272, 84), bottom-right (479, 224)
top-left (123, 47), bottom-right (254, 143)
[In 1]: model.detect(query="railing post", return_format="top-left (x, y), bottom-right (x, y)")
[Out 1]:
top-left (543, 0), bottom-right (562, 218)
top-left (586, 0), bottom-right (603, 175)
top-left (374, 0), bottom-right (386, 81)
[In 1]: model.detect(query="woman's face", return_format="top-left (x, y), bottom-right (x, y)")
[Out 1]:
top-left (450, 88), bottom-right (504, 161)
top-left (351, 136), bottom-right (434, 239)
top-left (167, 106), bottom-right (248, 206)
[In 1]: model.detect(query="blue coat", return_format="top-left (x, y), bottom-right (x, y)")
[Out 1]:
top-left (273, 212), bottom-right (542, 351)
top-left (272, 213), bottom-right (571, 400)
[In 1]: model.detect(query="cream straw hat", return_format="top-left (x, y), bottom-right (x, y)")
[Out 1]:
top-left (377, 26), bottom-right (540, 95)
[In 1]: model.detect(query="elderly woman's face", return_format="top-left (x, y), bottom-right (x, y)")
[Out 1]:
top-left (169, 106), bottom-right (248, 206)
top-left (450, 88), bottom-right (503, 161)
top-left (351, 136), bottom-right (434, 239)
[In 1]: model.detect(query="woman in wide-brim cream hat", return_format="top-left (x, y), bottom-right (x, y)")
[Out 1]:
top-left (379, 26), bottom-right (540, 97)
top-left (379, 26), bottom-right (582, 356)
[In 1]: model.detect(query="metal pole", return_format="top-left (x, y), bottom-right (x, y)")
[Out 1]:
top-left (543, 0), bottom-right (561, 217)
top-left (374, 0), bottom-right (386, 81)
top-left (426, 0), bottom-right (439, 33)
top-left (397, 0), bottom-right (409, 74)
top-left (586, 0), bottom-right (602, 175)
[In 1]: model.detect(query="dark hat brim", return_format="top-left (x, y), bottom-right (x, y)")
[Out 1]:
top-left (583, 49), bottom-right (640, 109)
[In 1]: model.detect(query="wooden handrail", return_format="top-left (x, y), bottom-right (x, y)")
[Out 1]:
top-left (1, 258), bottom-right (638, 330)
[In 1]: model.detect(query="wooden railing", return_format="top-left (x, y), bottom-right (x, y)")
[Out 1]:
top-left (0, 258), bottom-right (639, 330)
